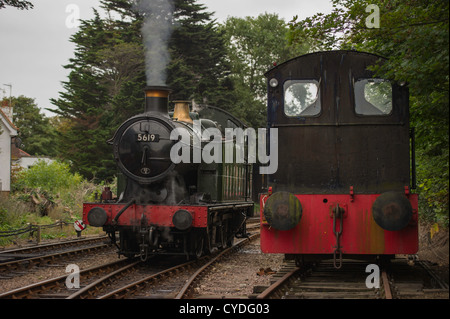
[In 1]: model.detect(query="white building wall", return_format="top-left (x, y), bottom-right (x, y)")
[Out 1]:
top-left (18, 156), bottom-right (54, 169)
top-left (0, 121), bottom-right (12, 192)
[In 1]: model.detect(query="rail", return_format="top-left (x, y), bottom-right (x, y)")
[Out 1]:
top-left (176, 233), bottom-right (260, 299)
top-left (98, 233), bottom-right (260, 299)
top-left (0, 259), bottom-right (131, 299)
top-left (0, 242), bottom-right (110, 272)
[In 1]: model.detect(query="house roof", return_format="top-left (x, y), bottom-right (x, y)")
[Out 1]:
top-left (11, 145), bottom-right (30, 160)
top-left (0, 107), bottom-right (18, 136)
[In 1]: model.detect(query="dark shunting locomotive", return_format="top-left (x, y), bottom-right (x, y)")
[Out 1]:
top-left (260, 50), bottom-right (418, 268)
top-left (83, 86), bottom-right (253, 260)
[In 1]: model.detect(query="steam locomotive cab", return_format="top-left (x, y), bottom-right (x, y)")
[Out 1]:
top-left (83, 86), bottom-right (253, 260)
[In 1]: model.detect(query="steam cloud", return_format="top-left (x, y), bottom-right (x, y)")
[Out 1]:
top-left (134, 0), bottom-right (174, 86)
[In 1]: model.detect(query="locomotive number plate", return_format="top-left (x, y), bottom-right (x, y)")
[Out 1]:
top-left (136, 133), bottom-right (160, 142)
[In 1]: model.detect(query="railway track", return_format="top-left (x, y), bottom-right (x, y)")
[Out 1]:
top-left (92, 233), bottom-right (260, 299)
top-left (0, 236), bottom-right (112, 274)
top-left (0, 235), bottom-right (108, 260)
top-left (0, 231), bottom-right (260, 299)
top-left (0, 258), bottom-right (132, 299)
top-left (4, 220), bottom-right (444, 300)
top-left (385, 258), bottom-right (449, 299)
top-left (257, 260), bottom-right (380, 299)
top-left (176, 233), bottom-right (260, 299)
top-left (256, 258), bottom-right (449, 299)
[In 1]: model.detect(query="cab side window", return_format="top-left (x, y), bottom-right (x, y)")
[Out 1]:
top-left (355, 79), bottom-right (393, 116)
top-left (284, 80), bottom-right (321, 117)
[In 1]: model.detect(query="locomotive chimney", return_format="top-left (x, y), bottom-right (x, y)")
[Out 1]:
top-left (144, 86), bottom-right (172, 117)
top-left (172, 101), bottom-right (193, 124)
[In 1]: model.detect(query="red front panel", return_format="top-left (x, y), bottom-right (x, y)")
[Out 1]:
top-left (260, 193), bottom-right (418, 255)
top-left (83, 203), bottom-right (208, 228)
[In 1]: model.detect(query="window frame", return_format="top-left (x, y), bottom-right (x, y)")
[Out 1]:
top-left (283, 79), bottom-right (322, 118)
top-left (354, 78), bottom-right (394, 117)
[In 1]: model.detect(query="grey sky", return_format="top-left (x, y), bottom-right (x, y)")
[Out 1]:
top-left (0, 0), bottom-right (333, 117)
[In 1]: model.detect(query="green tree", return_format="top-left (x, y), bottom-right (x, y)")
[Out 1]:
top-left (51, 0), bottom-right (236, 181)
top-left (51, 11), bottom-right (133, 181)
top-left (0, 0), bottom-right (33, 10)
top-left (220, 13), bottom-right (309, 128)
top-left (4, 96), bottom-right (57, 156)
top-left (288, 0), bottom-right (449, 224)
top-left (100, 0), bottom-right (234, 108)
top-left (168, 0), bottom-right (233, 108)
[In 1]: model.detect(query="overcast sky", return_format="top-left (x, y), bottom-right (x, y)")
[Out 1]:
top-left (0, 0), bottom-right (333, 117)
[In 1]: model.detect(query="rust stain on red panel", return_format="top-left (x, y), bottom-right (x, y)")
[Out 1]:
top-left (260, 193), bottom-right (418, 256)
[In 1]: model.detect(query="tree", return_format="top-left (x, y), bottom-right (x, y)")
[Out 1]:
top-left (51, 10), bottom-right (134, 181)
top-left (0, 0), bottom-right (33, 10)
top-left (51, 0), bottom-right (236, 181)
top-left (168, 0), bottom-right (233, 108)
top-left (100, 0), bottom-right (233, 107)
top-left (288, 0), bottom-right (449, 224)
top-left (220, 13), bottom-right (309, 128)
top-left (4, 96), bottom-right (57, 157)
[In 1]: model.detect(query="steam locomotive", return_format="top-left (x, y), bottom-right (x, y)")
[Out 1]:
top-left (260, 50), bottom-right (419, 268)
top-left (83, 86), bottom-right (253, 260)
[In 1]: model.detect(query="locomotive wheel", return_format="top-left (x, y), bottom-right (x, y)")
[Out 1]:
top-left (219, 224), bottom-right (227, 249)
top-left (227, 234), bottom-right (234, 248)
top-left (120, 230), bottom-right (138, 258)
top-left (204, 231), bottom-right (212, 255)
top-left (194, 235), bottom-right (204, 258)
top-left (223, 221), bottom-right (234, 247)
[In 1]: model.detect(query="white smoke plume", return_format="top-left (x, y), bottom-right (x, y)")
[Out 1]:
top-left (133, 0), bottom-right (175, 86)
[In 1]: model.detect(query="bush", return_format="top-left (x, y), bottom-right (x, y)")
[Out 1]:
top-left (11, 160), bottom-right (93, 218)
top-left (13, 160), bottom-right (83, 193)
top-left (1, 161), bottom-right (106, 245)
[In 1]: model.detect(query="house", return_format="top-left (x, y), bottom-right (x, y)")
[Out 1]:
top-left (14, 151), bottom-right (54, 170)
top-left (0, 103), bottom-right (18, 196)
